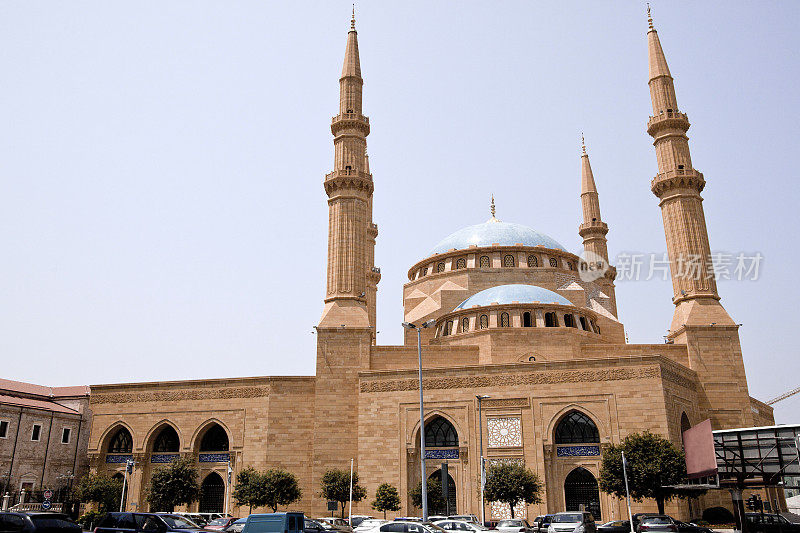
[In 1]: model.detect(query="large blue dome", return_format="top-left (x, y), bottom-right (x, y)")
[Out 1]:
top-left (430, 220), bottom-right (566, 255)
top-left (454, 284), bottom-right (573, 310)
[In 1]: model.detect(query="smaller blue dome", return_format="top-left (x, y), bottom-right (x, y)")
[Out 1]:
top-left (454, 284), bottom-right (573, 310)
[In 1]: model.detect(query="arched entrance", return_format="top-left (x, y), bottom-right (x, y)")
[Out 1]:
top-left (428, 470), bottom-right (456, 515)
top-left (564, 467), bottom-right (600, 520)
top-left (111, 473), bottom-right (126, 509)
top-left (199, 472), bottom-right (225, 513)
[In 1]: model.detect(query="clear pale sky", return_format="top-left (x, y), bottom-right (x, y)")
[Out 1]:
top-left (1, 2), bottom-right (797, 423)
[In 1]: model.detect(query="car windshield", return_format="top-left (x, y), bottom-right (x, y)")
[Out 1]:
top-left (552, 515), bottom-right (582, 524)
top-left (30, 516), bottom-right (77, 528)
top-left (498, 521), bottom-right (523, 527)
top-left (422, 525), bottom-right (446, 533)
top-left (358, 521), bottom-right (383, 528)
top-left (641, 518), bottom-right (671, 525)
top-left (209, 519), bottom-right (230, 526)
top-left (161, 516), bottom-right (200, 529)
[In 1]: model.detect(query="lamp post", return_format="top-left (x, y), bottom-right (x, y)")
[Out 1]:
top-left (476, 395), bottom-right (490, 526)
top-left (402, 319), bottom-right (436, 522)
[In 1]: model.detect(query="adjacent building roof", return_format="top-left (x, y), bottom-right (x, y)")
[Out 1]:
top-left (454, 284), bottom-right (573, 310)
top-left (0, 378), bottom-right (89, 398)
top-left (430, 220), bottom-right (566, 255)
top-left (0, 394), bottom-right (80, 414)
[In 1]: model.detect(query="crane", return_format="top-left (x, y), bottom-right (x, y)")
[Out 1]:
top-left (766, 386), bottom-right (800, 405)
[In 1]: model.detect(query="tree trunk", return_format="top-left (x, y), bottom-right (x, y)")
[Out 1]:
top-left (341, 502), bottom-right (346, 519)
top-left (510, 502), bottom-right (515, 519)
top-left (383, 510), bottom-right (386, 519)
top-left (656, 496), bottom-right (665, 515)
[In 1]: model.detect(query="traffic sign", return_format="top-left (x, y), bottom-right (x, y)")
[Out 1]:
top-left (43, 490), bottom-right (53, 500)
top-left (41, 500), bottom-right (52, 511)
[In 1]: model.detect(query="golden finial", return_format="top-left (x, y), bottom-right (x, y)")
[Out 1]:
top-left (490, 195), bottom-right (496, 217)
top-left (647, 3), bottom-right (653, 30)
top-left (351, 5), bottom-right (356, 30)
top-left (581, 132), bottom-right (586, 155)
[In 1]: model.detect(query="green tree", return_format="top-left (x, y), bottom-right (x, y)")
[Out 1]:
top-left (409, 478), bottom-right (446, 515)
top-left (372, 483), bottom-right (401, 519)
top-left (320, 469), bottom-right (367, 518)
top-left (74, 473), bottom-right (123, 512)
top-left (146, 456), bottom-right (200, 512)
top-left (484, 462), bottom-right (542, 519)
top-left (598, 431), bottom-right (687, 514)
top-left (233, 467), bottom-right (267, 513)
top-left (263, 469), bottom-right (302, 512)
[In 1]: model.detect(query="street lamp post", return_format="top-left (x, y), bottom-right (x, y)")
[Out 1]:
top-left (402, 319), bottom-right (436, 522)
top-left (476, 395), bottom-right (490, 526)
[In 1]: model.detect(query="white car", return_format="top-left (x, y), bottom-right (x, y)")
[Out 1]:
top-left (354, 520), bottom-right (389, 533)
top-left (371, 522), bottom-right (444, 533)
top-left (496, 520), bottom-right (536, 533)
top-left (548, 513), bottom-right (596, 533)
top-left (433, 520), bottom-right (489, 532)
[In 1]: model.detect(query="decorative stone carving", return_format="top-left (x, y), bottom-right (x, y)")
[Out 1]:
top-left (483, 398), bottom-right (530, 408)
top-left (490, 500), bottom-right (527, 520)
top-left (487, 417), bottom-right (523, 447)
top-left (360, 367), bottom-right (660, 393)
top-left (91, 386), bottom-right (270, 405)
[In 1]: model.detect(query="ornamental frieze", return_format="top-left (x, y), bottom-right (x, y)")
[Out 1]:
top-left (91, 386), bottom-right (270, 405)
top-left (482, 398), bottom-right (530, 408)
top-left (659, 367), bottom-right (697, 390)
top-left (360, 366), bottom-right (660, 393)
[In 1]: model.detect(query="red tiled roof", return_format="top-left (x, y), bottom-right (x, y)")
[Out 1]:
top-left (0, 394), bottom-right (80, 414)
top-left (0, 378), bottom-right (89, 398)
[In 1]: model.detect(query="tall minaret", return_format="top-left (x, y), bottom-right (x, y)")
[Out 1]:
top-left (646, 9), bottom-right (752, 429)
top-left (319, 9), bottom-right (376, 330)
top-left (578, 136), bottom-right (617, 316)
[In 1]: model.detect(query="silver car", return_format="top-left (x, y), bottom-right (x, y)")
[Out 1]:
top-left (548, 513), bottom-right (596, 533)
top-left (496, 520), bottom-right (536, 533)
top-left (434, 521), bottom-right (489, 532)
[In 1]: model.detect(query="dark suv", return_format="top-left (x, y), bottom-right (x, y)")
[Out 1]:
top-left (95, 513), bottom-right (205, 533)
top-left (0, 512), bottom-right (82, 533)
top-left (745, 513), bottom-right (800, 533)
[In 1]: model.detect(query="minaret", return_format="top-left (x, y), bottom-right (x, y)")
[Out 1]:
top-left (646, 8), bottom-right (752, 429)
top-left (319, 8), bottom-right (376, 329)
top-left (312, 12), bottom-right (375, 513)
top-left (578, 136), bottom-right (617, 316)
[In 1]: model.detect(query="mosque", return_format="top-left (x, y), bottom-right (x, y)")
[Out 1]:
top-left (86, 10), bottom-right (777, 521)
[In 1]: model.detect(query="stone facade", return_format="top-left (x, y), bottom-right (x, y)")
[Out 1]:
top-left (85, 12), bottom-right (776, 522)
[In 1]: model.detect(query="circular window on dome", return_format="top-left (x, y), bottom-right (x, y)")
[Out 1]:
top-left (479, 256), bottom-right (490, 268)
top-left (456, 257), bottom-right (466, 269)
top-left (549, 257), bottom-right (559, 268)
top-left (500, 312), bottom-right (510, 327)
top-left (527, 254), bottom-right (538, 267)
top-left (480, 315), bottom-right (489, 329)
top-left (437, 262), bottom-right (445, 273)
top-left (503, 255), bottom-right (515, 267)
top-left (461, 317), bottom-right (470, 333)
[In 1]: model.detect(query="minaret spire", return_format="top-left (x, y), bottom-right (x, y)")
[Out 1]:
top-left (320, 13), bottom-right (378, 329)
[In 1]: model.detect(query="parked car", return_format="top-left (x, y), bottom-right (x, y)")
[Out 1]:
top-left (745, 513), bottom-right (800, 533)
top-left (447, 518), bottom-right (480, 526)
top-left (433, 520), bottom-right (490, 532)
top-left (636, 516), bottom-right (677, 533)
top-left (95, 513), bottom-right (206, 533)
top-left (674, 522), bottom-right (711, 533)
top-left (317, 518), bottom-right (353, 533)
top-left (537, 516), bottom-right (554, 533)
top-left (242, 513), bottom-right (305, 533)
top-left (0, 512), bottom-right (82, 533)
top-left (354, 520), bottom-right (389, 533)
top-left (548, 513), bottom-right (596, 533)
top-left (350, 518), bottom-right (375, 529)
top-left (206, 518), bottom-right (240, 531)
top-left (373, 521), bottom-right (444, 533)
top-left (597, 521), bottom-right (631, 533)
top-left (495, 519), bottom-right (535, 533)
top-left (428, 519), bottom-right (448, 525)
top-left (306, 519), bottom-right (336, 533)
top-left (223, 519), bottom-right (248, 533)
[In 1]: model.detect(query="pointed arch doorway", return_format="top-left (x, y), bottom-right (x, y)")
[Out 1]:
top-left (428, 470), bottom-right (456, 516)
top-left (199, 472), bottom-right (225, 513)
top-left (564, 467), bottom-right (601, 520)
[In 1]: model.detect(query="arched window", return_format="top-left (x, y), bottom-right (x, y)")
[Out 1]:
top-left (564, 314), bottom-right (576, 328)
top-left (579, 316), bottom-right (588, 330)
top-left (544, 312), bottom-right (558, 327)
top-left (152, 426), bottom-right (179, 453)
top-left (555, 411), bottom-right (600, 444)
top-left (480, 315), bottom-right (489, 329)
top-left (681, 413), bottom-right (691, 434)
top-left (425, 416), bottom-right (458, 448)
top-left (421, 267), bottom-right (428, 277)
top-left (437, 262), bottom-right (445, 273)
top-left (523, 312), bottom-right (533, 327)
top-left (461, 317), bottom-right (470, 333)
top-left (549, 257), bottom-right (559, 268)
top-left (479, 256), bottom-right (490, 268)
top-left (503, 254), bottom-right (515, 267)
top-left (199, 424), bottom-right (229, 452)
top-left (500, 312), bottom-right (510, 327)
top-left (107, 427), bottom-right (132, 454)
top-left (527, 255), bottom-right (538, 267)
top-left (456, 258), bottom-right (467, 270)
top-left (566, 261), bottom-right (574, 271)
top-left (443, 321), bottom-right (453, 336)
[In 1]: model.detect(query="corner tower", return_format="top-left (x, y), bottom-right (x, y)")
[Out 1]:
top-left (579, 137), bottom-right (617, 316)
top-left (646, 9), bottom-right (752, 428)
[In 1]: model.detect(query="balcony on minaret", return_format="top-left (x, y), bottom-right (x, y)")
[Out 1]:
top-left (650, 167), bottom-right (706, 196)
top-left (578, 220), bottom-right (609, 238)
top-left (647, 109), bottom-right (689, 136)
top-left (331, 112), bottom-right (370, 136)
